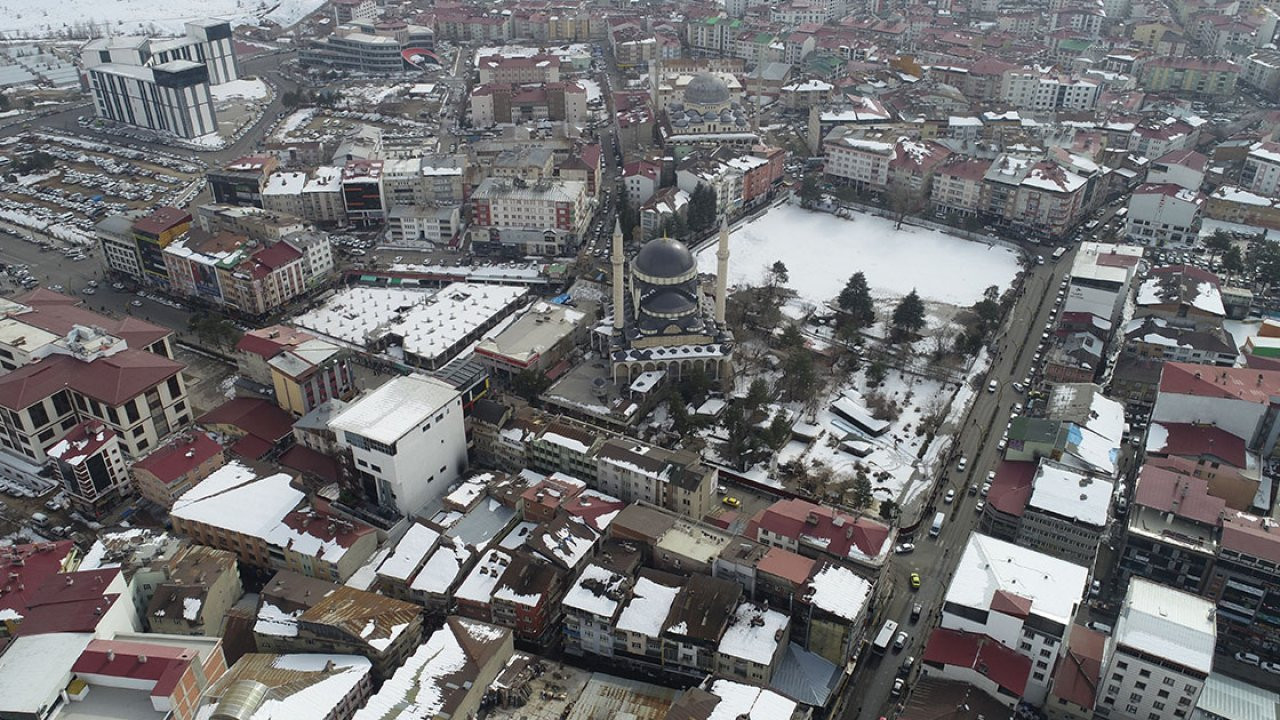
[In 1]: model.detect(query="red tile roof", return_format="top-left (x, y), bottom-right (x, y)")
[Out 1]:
top-left (1133, 463), bottom-right (1225, 526)
top-left (987, 460), bottom-right (1037, 518)
top-left (0, 541), bottom-right (74, 622)
top-left (0, 349), bottom-right (184, 410)
top-left (279, 444), bottom-right (341, 484)
top-left (132, 207), bottom-right (191, 237)
top-left (197, 397), bottom-right (294, 445)
top-left (73, 638), bottom-right (196, 698)
top-left (229, 434), bottom-right (273, 460)
top-left (133, 432), bottom-right (223, 485)
top-left (1158, 362), bottom-right (1280, 403)
top-left (1220, 512), bottom-right (1280, 565)
top-left (560, 490), bottom-right (627, 533)
top-left (15, 567), bottom-right (123, 636)
top-left (756, 547), bottom-right (816, 586)
top-left (16, 289), bottom-right (171, 349)
top-left (235, 325), bottom-right (314, 360)
top-left (47, 421), bottom-right (115, 464)
top-left (279, 502), bottom-right (375, 552)
top-left (922, 628), bottom-right (1031, 697)
top-left (1052, 625), bottom-right (1105, 709)
top-left (252, 241), bottom-right (303, 271)
top-left (1146, 421), bottom-right (1247, 468)
top-left (990, 589), bottom-right (1032, 619)
top-left (747, 498), bottom-right (891, 561)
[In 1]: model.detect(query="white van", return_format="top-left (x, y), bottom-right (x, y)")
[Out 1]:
top-left (930, 512), bottom-right (945, 538)
top-left (31, 512), bottom-right (49, 527)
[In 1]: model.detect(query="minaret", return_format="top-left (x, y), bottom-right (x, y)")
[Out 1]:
top-left (715, 217), bottom-right (730, 326)
top-left (612, 220), bottom-right (625, 332)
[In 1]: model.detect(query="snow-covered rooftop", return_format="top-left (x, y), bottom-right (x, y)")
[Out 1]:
top-left (704, 678), bottom-right (798, 720)
top-left (804, 563), bottom-right (872, 621)
top-left (946, 533), bottom-right (1089, 627)
top-left (329, 374), bottom-right (460, 446)
top-left (717, 603), bottom-right (789, 666)
top-left (409, 538), bottom-right (471, 597)
top-left (1114, 577), bottom-right (1215, 673)
top-left (376, 523), bottom-right (441, 583)
top-left (1027, 461), bottom-right (1113, 527)
top-left (563, 563), bottom-right (629, 619)
top-left (616, 575), bottom-right (680, 637)
top-left (292, 284), bottom-right (526, 363)
top-left (454, 548), bottom-right (511, 604)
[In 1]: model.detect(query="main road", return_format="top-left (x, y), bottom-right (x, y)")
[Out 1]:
top-left (840, 245), bottom-right (1077, 720)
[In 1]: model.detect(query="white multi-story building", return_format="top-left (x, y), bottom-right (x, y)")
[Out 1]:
top-left (1003, 71), bottom-right (1101, 112)
top-left (1015, 460), bottom-right (1113, 566)
top-left (562, 563), bottom-right (629, 658)
top-left (87, 60), bottom-right (217, 139)
top-left (822, 128), bottom-right (894, 191)
top-left (470, 177), bottom-right (590, 255)
top-left (931, 158), bottom-right (990, 216)
top-left (81, 20), bottom-right (239, 85)
top-left (1095, 578), bottom-right (1216, 720)
top-left (329, 375), bottom-right (468, 516)
top-left (938, 533), bottom-right (1090, 705)
top-left (1124, 183), bottom-right (1205, 246)
top-left (1241, 140), bottom-right (1280, 197)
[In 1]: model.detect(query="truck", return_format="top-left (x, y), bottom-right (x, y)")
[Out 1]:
top-left (929, 511), bottom-right (945, 537)
top-left (873, 619), bottom-right (900, 654)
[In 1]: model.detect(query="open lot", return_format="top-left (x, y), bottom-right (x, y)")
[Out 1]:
top-left (696, 202), bottom-right (1022, 311)
top-left (0, 132), bottom-right (204, 244)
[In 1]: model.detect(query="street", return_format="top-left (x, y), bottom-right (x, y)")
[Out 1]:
top-left (844, 247), bottom-right (1076, 720)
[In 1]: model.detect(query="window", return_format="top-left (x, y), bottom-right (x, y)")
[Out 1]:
top-left (27, 403), bottom-right (49, 428)
top-left (1126, 705), bottom-right (1138, 715)
top-left (126, 401), bottom-right (140, 423)
top-left (1163, 677), bottom-right (1174, 686)
top-left (1040, 649), bottom-right (1051, 658)
top-left (1158, 690), bottom-right (1169, 699)
top-left (1139, 669), bottom-right (1150, 678)
top-left (1130, 693), bottom-right (1142, 702)
top-left (1136, 682), bottom-right (1147, 691)
top-left (1154, 702), bottom-right (1165, 711)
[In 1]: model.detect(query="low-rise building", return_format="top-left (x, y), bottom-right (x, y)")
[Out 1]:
top-left (475, 301), bottom-right (589, 379)
top-left (746, 497), bottom-right (891, 569)
top-left (47, 420), bottom-right (130, 516)
top-left (169, 462), bottom-right (378, 582)
top-left (195, 652), bottom-right (373, 720)
top-left (1124, 183), bottom-right (1205, 246)
top-left (352, 617), bottom-right (513, 720)
top-left (1118, 463), bottom-right (1223, 594)
top-left (145, 544), bottom-right (243, 636)
top-left (269, 338), bottom-right (356, 416)
top-left (254, 570), bottom-right (422, 680)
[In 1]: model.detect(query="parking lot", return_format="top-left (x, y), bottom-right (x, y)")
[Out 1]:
top-left (1, 131), bottom-right (205, 244)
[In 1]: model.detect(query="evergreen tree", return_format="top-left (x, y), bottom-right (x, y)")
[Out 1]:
top-left (891, 289), bottom-right (926, 341)
top-left (837, 272), bottom-right (875, 329)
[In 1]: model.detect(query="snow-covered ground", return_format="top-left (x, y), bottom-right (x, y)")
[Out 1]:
top-left (0, 0), bottom-right (323, 38)
top-left (578, 78), bottom-right (603, 103)
top-left (211, 78), bottom-right (269, 102)
top-left (697, 203), bottom-right (1021, 309)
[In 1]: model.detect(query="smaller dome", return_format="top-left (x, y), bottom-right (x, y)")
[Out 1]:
top-left (634, 237), bottom-right (696, 280)
top-left (684, 73), bottom-right (731, 107)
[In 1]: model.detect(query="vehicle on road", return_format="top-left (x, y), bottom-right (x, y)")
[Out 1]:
top-left (957, 456), bottom-right (967, 472)
top-left (130, 300), bottom-right (143, 307)
top-left (975, 501), bottom-right (985, 512)
top-left (944, 489), bottom-right (955, 504)
top-left (891, 678), bottom-right (905, 697)
top-left (910, 572), bottom-right (922, 590)
top-left (721, 496), bottom-right (740, 508)
top-left (981, 482), bottom-right (991, 496)
top-left (872, 619), bottom-right (899, 654)
top-left (1263, 661), bottom-right (1280, 675)
top-left (899, 655), bottom-right (914, 676)
top-left (893, 631), bottom-right (908, 651)
top-left (1235, 652), bottom-right (1260, 666)
top-left (894, 543), bottom-right (915, 554)
top-left (930, 512), bottom-right (945, 538)
top-left (911, 603), bottom-right (922, 622)
top-left (988, 380), bottom-right (998, 393)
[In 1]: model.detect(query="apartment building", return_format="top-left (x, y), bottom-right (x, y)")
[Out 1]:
top-left (86, 61), bottom-right (217, 139)
top-left (1095, 578), bottom-right (1215, 720)
top-left (145, 544), bottom-right (243, 636)
top-left (1139, 56), bottom-right (1240, 97)
top-left (469, 177), bottom-right (590, 255)
top-left (477, 53), bottom-right (562, 84)
top-left (594, 438), bottom-right (718, 520)
top-left (329, 375), bottom-right (468, 516)
top-left (81, 20), bottom-right (239, 85)
top-left (937, 533), bottom-right (1090, 705)
top-left (268, 338), bottom-right (356, 416)
top-left (47, 420), bottom-right (130, 517)
top-left (0, 294), bottom-right (189, 464)
top-left (822, 127), bottom-right (895, 191)
top-left (169, 462), bottom-right (377, 582)
top-left (1118, 464), bottom-right (1223, 594)
top-left (1015, 460), bottom-right (1113, 566)
top-left (1241, 140), bottom-right (1280, 197)
top-left (1124, 183), bottom-right (1205, 246)
top-left (131, 431), bottom-right (224, 510)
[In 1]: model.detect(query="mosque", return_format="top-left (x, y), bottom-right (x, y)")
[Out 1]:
top-left (606, 220), bottom-right (735, 384)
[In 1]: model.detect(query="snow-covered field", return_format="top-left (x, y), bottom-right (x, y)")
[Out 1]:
top-left (211, 78), bottom-right (269, 102)
top-left (697, 203), bottom-right (1021, 309)
top-left (0, 0), bottom-right (322, 39)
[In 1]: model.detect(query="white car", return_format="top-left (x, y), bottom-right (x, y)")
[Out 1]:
top-left (957, 457), bottom-right (967, 472)
top-left (944, 489), bottom-right (956, 504)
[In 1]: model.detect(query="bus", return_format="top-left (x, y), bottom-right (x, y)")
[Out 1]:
top-left (1052, 247), bottom-right (1067, 261)
top-left (872, 619), bottom-right (900, 654)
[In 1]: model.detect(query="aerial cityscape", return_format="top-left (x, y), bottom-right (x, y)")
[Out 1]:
top-left (0, 0), bottom-right (1278, 718)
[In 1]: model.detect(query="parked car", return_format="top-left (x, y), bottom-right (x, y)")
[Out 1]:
top-left (944, 489), bottom-right (956, 504)
top-left (891, 678), bottom-right (905, 698)
top-left (911, 603), bottom-right (922, 622)
top-left (1263, 661), bottom-right (1280, 675)
top-left (1236, 651), bottom-right (1261, 666)
top-left (894, 543), bottom-right (915, 554)
top-left (893, 631), bottom-right (908, 651)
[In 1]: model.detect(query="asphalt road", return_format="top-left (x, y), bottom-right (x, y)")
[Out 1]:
top-left (842, 247), bottom-right (1076, 720)
top-left (0, 232), bottom-right (193, 332)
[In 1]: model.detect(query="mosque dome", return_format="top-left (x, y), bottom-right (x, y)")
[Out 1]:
top-left (633, 236), bottom-right (697, 282)
top-left (684, 73), bottom-right (731, 107)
